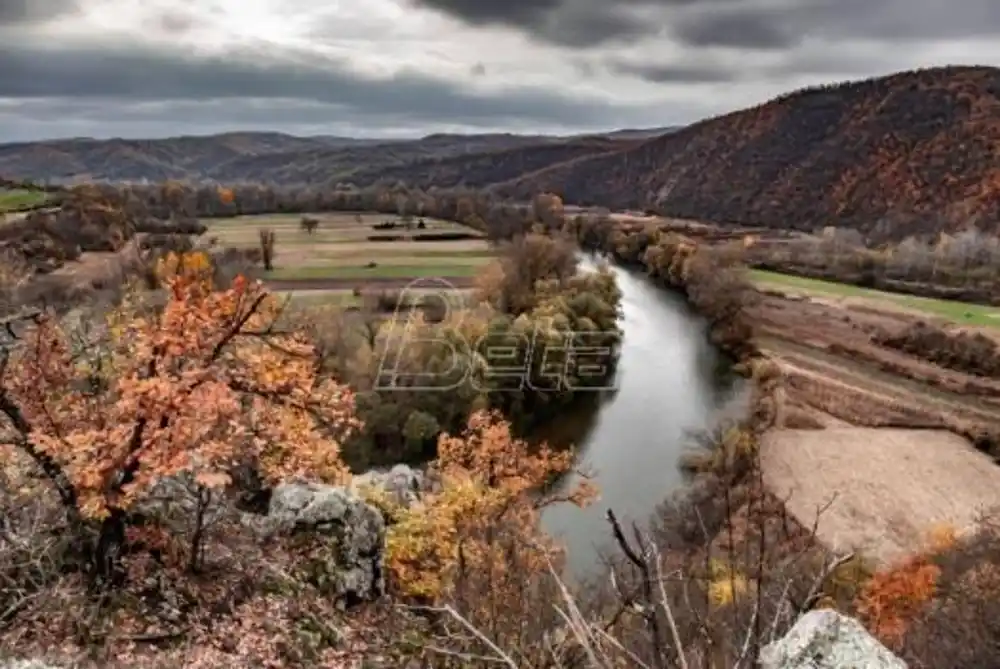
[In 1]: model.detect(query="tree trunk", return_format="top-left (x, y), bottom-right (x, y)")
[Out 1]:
top-left (93, 509), bottom-right (127, 588)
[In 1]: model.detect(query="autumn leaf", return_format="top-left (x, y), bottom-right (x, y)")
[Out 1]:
top-left (195, 471), bottom-right (232, 488)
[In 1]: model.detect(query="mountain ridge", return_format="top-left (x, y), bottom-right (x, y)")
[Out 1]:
top-left (493, 65), bottom-right (1000, 238)
top-left (0, 128), bottom-right (675, 185)
top-left (4, 66), bottom-right (1000, 238)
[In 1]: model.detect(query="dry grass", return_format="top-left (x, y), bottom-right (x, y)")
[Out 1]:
top-left (761, 427), bottom-right (1000, 566)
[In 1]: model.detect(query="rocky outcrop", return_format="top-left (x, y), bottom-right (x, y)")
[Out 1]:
top-left (352, 463), bottom-right (427, 508)
top-left (760, 610), bottom-right (906, 669)
top-left (257, 482), bottom-right (386, 605)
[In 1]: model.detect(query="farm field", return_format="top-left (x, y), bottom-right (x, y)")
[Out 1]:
top-left (0, 188), bottom-right (50, 213)
top-left (203, 212), bottom-right (494, 300)
top-left (750, 280), bottom-right (1000, 562)
top-left (751, 268), bottom-right (1000, 327)
top-left (762, 427), bottom-right (1000, 566)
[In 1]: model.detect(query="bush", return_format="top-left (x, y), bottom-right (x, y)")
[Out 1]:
top-left (412, 232), bottom-right (481, 241)
top-left (877, 321), bottom-right (1000, 378)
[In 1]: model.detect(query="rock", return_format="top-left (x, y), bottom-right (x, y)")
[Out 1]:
top-left (353, 464), bottom-right (427, 508)
top-left (760, 609), bottom-right (907, 669)
top-left (260, 482), bottom-right (385, 605)
top-left (0, 661), bottom-right (63, 669)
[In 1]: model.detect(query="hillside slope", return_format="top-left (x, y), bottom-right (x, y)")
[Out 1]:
top-left (0, 130), bottom-right (634, 185)
top-left (497, 66), bottom-right (1000, 239)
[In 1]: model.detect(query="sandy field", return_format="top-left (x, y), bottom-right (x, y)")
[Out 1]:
top-left (762, 427), bottom-right (1000, 566)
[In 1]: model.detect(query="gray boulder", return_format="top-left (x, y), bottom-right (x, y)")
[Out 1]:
top-left (760, 609), bottom-right (907, 669)
top-left (353, 463), bottom-right (427, 508)
top-left (260, 482), bottom-right (386, 605)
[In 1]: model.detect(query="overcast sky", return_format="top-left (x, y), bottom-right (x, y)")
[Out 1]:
top-left (1, 0), bottom-right (998, 142)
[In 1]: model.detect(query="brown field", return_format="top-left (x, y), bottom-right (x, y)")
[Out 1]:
top-left (752, 281), bottom-right (1000, 563)
top-left (202, 212), bottom-right (495, 295)
top-left (761, 427), bottom-right (1000, 566)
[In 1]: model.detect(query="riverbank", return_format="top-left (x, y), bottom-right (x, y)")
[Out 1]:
top-left (539, 258), bottom-right (745, 574)
top-left (566, 212), bottom-right (1000, 560)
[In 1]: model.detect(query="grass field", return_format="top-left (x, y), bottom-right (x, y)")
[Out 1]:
top-left (204, 212), bottom-right (495, 293)
top-left (0, 189), bottom-right (49, 213)
top-left (278, 287), bottom-right (476, 309)
top-left (751, 269), bottom-right (1000, 326)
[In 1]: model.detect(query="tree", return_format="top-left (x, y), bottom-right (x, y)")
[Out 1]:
top-left (217, 186), bottom-right (235, 206)
top-left (258, 228), bottom-right (276, 271)
top-left (382, 411), bottom-right (594, 653)
top-left (490, 232), bottom-right (579, 316)
top-left (299, 216), bottom-right (319, 234)
top-left (0, 270), bottom-right (358, 580)
top-left (531, 192), bottom-right (564, 228)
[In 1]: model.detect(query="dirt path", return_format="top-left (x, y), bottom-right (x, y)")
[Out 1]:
top-left (762, 427), bottom-right (1000, 566)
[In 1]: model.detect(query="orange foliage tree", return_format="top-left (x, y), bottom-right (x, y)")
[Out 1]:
top-left (0, 271), bottom-right (358, 577)
top-left (856, 526), bottom-right (955, 646)
top-left (217, 186), bottom-right (235, 205)
top-left (381, 410), bottom-right (595, 654)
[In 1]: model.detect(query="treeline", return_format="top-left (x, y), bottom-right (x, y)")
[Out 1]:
top-left (0, 180), bottom-right (546, 283)
top-left (745, 227), bottom-right (1000, 304)
top-left (876, 321), bottom-right (1000, 379)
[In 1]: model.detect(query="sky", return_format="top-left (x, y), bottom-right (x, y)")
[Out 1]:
top-left (1, 0), bottom-right (999, 142)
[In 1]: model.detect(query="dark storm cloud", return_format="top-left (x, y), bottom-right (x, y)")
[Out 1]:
top-left (407, 0), bottom-right (1000, 50)
top-left (0, 0), bottom-right (80, 24)
top-left (403, 0), bottom-right (673, 46)
top-left (670, 6), bottom-right (796, 50)
top-left (608, 60), bottom-right (737, 84)
top-left (0, 41), bottom-right (661, 138)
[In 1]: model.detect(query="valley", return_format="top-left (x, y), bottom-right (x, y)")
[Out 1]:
top-left (2, 63), bottom-right (1000, 668)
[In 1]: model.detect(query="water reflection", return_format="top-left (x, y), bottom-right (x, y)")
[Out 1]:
top-left (540, 258), bottom-right (747, 577)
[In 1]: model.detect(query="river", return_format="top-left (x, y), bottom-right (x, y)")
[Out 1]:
top-left (539, 257), bottom-right (747, 577)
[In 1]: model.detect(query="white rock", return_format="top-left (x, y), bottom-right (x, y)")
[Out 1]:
top-left (760, 609), bottom-right (907, 669)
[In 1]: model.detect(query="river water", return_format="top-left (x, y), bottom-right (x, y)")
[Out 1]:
top-left (539, 258), bottom-right (746, 577)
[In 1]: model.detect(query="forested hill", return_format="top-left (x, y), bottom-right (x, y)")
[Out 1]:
top-left (0, 131), bottom-right (642, 186)
top-left (4, 66), bottom-right (1000, 239)
top-left (495, 66), bottom-right (1000, 240)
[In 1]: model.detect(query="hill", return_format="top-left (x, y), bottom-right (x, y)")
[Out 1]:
top-left (496, 66), bottom-right (1000, 239)
top-left (5, 67), bottom-right (1000, 240)
top-left (0, 130), bottom-right (636, 186)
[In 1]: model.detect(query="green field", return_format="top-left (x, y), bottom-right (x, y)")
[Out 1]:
top-left (277, 287), bottom-right (475, 309)
top-left (266, 264), bottom-right (484, 280)
top-left (0, 189), bottom-right (49, 213)
top-left (204, 212), bottom-right (495, 288)
top-left (751, 269), bottom-right (1000, 326)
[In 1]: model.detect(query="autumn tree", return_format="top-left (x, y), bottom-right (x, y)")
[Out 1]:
top-left (532, 192), bottom-right (565, 229)
top-left (217, 186), bottom-right (235, 206)
top-left (0, 270), bottom-right (358, 581)
top-left (380, 411), bottom-right (595, 658)
top-left (857, 525), bottom-right (955, 648)
top-left (488, 232), bottom-right (578, 316)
